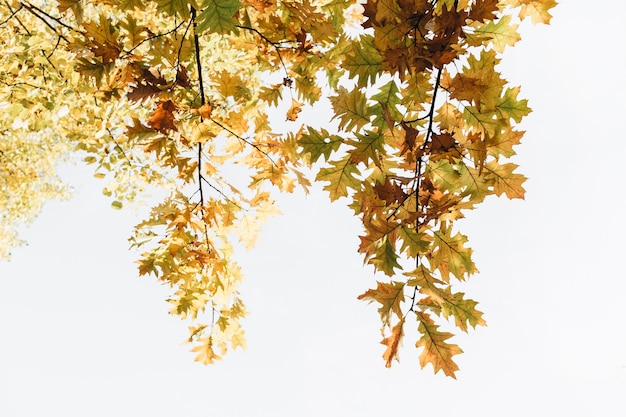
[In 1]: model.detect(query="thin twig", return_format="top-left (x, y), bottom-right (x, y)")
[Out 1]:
top-left (0, 2), bottom-right (21, 27)
top-left (199, 175), bottom-right (244, 210)
top-left (122, 21), bottom-right (186, 58)
top-left (210, 118), bottom-right (277, 167)
top-left (20, 1), bottom-right (75, 31)
top-left (4, 0), bottom-right (30, 35)
top-left (237, 25), bottom-right (292, 81)
top-left (19, 1), bottom-right (73, 42)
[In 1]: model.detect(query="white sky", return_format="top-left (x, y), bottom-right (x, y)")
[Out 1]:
top-left (2, 1), bottom-right (626, 416)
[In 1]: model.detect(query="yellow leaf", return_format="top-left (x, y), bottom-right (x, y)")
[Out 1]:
top-left (191, 336), bottom-right (222, 365)
top-left (509, 0), bottom-right (558, 24)
top-left (416, 312), bottom-right (463, 378)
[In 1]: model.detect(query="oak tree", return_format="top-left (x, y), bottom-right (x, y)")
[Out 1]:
top-left (0, 0), bottom-right (556, 376)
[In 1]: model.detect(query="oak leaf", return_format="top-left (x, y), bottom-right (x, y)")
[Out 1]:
top-left (509, 0), bottom-right (557, 24)
top-left (341, 35), bottom-right (383, 88)
top-left (467, 0), bottom-right (499, 23)
top-left (154, 0), bottom-right (199, 19)
top-left (467, 15), bottom-right (521, 52)
top-left (439, 291), bottom-right (487, 332)
top-left (196, 0), bottom-right (241, 34)
top-left (330, 87), bottom-right (373, 131)
top-left (297, 127), bottom-right (343, 163)
top-left (147, 100), bottom-right (178, 133)
top-left (57, 0), bottom-right (80, 13)
top-left (358, 281), bottom-right (405, 326)
top-left (416, 312), bottom-right (463, 378)
top-left (485, 161), bottom-right (526, 199)
top-left (191, 336), bottom-right (222, 365)
top-left (316, 154), bottom-right (361, 201)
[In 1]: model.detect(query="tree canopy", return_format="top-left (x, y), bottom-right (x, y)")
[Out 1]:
top-left (0, 0), bottom-right (556, 377)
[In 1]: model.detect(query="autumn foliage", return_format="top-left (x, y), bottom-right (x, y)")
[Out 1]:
top-left (0, 0), bottom-right (555, 376)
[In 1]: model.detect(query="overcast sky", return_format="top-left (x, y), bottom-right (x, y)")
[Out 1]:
top-left (2, 1), bottom-right (625, 416)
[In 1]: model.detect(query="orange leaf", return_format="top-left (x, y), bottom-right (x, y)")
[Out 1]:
top-left (286, 99), bottom-right (303, 121)
top-left (198, 103), bottom-right (213, 120)
top-left (381, 318), bottom-right (404, 368)
top-left (147, 100), bottom-right (178, 133)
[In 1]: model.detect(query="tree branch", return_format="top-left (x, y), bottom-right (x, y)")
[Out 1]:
top-left (19, 1), bottom-right (76, 42)
top-left (122, 21), bottom-right (186, 58)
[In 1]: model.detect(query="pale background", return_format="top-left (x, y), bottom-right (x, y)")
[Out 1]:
top-left (1, 1), bottom-right (625, 415)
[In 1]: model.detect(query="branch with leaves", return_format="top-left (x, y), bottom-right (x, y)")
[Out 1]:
top-left (0, 0), bottom-right (556, 376)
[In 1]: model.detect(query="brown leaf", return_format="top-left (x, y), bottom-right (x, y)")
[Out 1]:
top-left (468, 0), bottom-right (499, 23)
top-left (429, 132), bottom-right (457, 154)
top-left (127, 67), bottom-right (169, 101)
top-left (373, 177), bottom-right (407, 204)
top-left (428, 132), bottom-right (463, 163)
top-left (89, 40), bottom-right (121, 64)
top-left (147, 100), bottom-right (178, 133)
top-left (127, 83), bottom-right (162, 101)
top-left (400, 122), bottom-right (420, 155)
top-left (176, 65), bottom-right (190, 88)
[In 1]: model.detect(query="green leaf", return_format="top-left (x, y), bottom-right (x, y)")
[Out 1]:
top-left (369, 235), bottom-right (403, 276)
top-left (153, 0), bottom-right (199, 19)
top-left (346, 130), bottom-right (385, 166)
top-left (405, 265), bottom-right (448, 304)
top-left (196, 0), bottom-right (241, 34)
top-left (316, 154), bottom-right (361, 201)
top-left (371, 79), bottom-right (403, 128)
top-left (297, 127), bottom-right (343, 163)
top-left (398, 227), bottom-right (431, 258)
top-left (439, 291), bottom-right (486, 332)
top-left (456, 161), bottom-right (491, 202)
top-left (496, 87), bottom-right (531, 123)
top-left (462, 106), bottom-right (503, 137)
top-left (467, 15), bottom-right (521, 53)
top-left (341, 35), bottom-right (382, 89)
top-left (431, 224), bottom-right (476, 282)
top-left (330, 87), bottom-right (373, 132)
